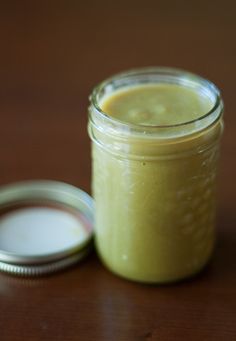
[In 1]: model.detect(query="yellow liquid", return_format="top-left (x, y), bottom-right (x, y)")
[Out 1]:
top-left (90, 83), bottom-right (223, 283)
top-left (101, 84), bottom-right (212, 126)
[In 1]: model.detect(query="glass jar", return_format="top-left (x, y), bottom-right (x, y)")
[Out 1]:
top-left (88, 67), bottom-right (224, 283)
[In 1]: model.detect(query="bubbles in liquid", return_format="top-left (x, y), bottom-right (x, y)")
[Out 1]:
top-left (127, 105), bottom-right (167, 125)
top-left (127, 109), bottom-right (152, 124)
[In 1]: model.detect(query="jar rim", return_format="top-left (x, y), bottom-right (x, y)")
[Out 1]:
top-left (90, 67), bottom-right (223, 132)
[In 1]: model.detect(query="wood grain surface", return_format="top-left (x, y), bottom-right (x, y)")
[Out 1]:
top-left (0, 1), bottom-right (235, 340)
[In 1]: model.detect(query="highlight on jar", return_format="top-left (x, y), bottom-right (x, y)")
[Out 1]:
top-left (88, 67), bottom-right (224, 284)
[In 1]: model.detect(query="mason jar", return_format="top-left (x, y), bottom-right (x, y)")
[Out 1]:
top-left (88, 67), bottom-right (224, 283)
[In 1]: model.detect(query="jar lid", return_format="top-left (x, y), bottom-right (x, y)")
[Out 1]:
top-left (0, 180), bottom-right (94, 276)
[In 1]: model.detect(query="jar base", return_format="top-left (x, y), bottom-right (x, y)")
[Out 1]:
top-left (97, 253), bottom-right (213, 285)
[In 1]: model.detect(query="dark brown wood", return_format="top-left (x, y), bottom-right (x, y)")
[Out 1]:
top-left (0, 1), bottom-right (235, 340)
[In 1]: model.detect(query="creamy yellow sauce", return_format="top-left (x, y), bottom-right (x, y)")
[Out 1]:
top-left (101, 84), bottom-right (212, 126)
top-left (91, 83), bottom-right (222, 283)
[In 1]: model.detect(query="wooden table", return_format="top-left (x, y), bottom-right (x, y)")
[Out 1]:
top-left (0, 1), bottom-right (235, 340)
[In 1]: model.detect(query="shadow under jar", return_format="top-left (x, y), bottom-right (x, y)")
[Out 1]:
top-left (88, 67), bottom-right (224, 283)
